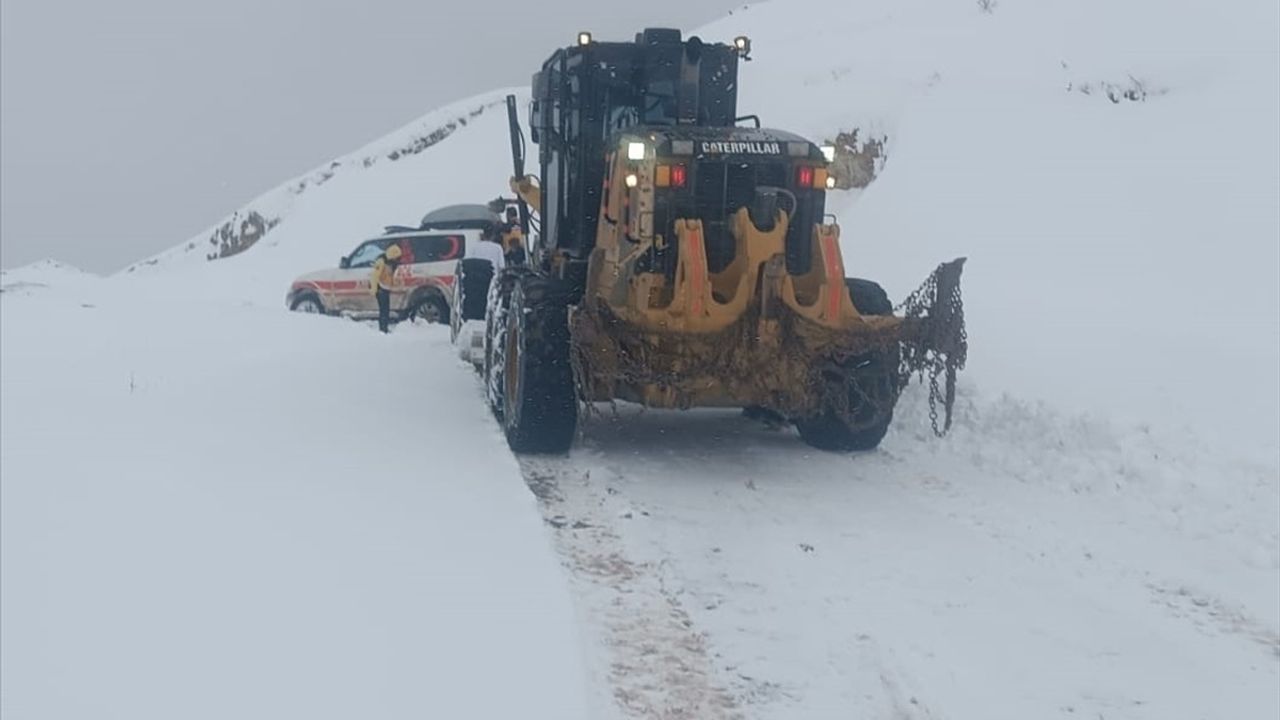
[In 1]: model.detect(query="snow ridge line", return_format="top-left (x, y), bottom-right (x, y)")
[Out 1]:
top-left (122, 91), bottom-right (514, 275)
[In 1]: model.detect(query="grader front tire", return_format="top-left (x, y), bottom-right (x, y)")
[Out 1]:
top-left (796, 278), bottom-right (900, 452)
top-left (500, 276), bottom-right (578, 454)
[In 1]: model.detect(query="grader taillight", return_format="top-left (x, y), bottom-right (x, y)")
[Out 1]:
top-left (796, 165), bottom-right (830, 190)
top-left (655, 164), bottom-right (688, 188)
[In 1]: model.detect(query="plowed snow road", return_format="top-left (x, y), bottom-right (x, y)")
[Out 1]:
top-left (508, 396), bottom-right (1278, 720)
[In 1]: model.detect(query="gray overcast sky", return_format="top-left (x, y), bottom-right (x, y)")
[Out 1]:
top-left (1, 0), bottom-right (751, 273)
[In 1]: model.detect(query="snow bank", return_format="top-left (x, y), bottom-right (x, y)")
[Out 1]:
top-left (2, 81), bottom-right (600, 720)
top-left (0, 281), bottom-right (591, 719)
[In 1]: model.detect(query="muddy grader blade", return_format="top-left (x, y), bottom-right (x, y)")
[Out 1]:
top-left (567, 208), bottom-right (968, 443)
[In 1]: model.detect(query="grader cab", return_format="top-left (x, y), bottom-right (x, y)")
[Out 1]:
top-left (481, 28), bottom-right (967, 453)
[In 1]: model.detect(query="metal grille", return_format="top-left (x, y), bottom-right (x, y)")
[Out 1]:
top-left (689, 161), bottom-right (789, 272)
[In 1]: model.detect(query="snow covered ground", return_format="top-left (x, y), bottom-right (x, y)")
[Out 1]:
top-left (523, 393), bottom-right (1278, 719)
top-left (0, 269), bottom-right (595, 719)
top-left (3, 0), bottom-right (1277, 717)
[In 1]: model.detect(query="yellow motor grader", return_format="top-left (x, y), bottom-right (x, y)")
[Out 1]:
top-left (478, 28), bottom-right (967, 453)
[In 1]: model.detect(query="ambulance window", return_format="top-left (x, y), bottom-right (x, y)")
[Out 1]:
top-left (347, 240), bottom-right (388, 268)
top-left (410, 235), bottom-right (464, 262)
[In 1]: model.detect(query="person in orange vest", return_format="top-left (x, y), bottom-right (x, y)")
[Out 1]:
top-left (370, 244), bottom-right (402, 333)
top-left (498, 207), bottom-right (527, 265)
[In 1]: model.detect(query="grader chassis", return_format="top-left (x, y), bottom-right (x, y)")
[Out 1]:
top-left (481, 28), bottom-right (967, 454)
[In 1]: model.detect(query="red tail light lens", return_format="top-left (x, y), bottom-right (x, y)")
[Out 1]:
top-left (796, 166), bottom-right (815, 188)
top-left (670, 164), bottom-right (687, 188)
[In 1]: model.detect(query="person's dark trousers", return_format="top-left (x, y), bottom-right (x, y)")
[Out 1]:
top-left (376, 287), bottom-right (391, 333)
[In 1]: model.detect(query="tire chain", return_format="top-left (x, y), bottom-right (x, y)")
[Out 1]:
top-left (894, 258), bottom-right (968, 436)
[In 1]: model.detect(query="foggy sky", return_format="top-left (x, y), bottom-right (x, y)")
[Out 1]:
top-left (0, 0), bottom-right (751, 273)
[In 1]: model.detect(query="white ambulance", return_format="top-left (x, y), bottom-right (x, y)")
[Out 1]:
top-left (286, 205), bottom-right (504, 326)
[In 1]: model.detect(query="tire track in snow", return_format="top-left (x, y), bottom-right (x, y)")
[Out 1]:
top-left (519, 411), bottom-right (947, 720)
top-left (1146, 583), bottom-right (1280, 657)
top-left (520, 458), bottom-right (743, 720)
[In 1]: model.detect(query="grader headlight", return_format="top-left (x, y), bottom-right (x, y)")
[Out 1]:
top-left (627, 141), bottom-right (647, 161)
top-left (820, 144), bottom-right (836, 163)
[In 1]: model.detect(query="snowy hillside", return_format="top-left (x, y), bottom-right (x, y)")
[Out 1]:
top-left (125, 88), bottom-right (518, 272)
top-left (699, 0), bottom-right (1280, 454)
top-left (3, 0), bottom-right (1277, 718)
